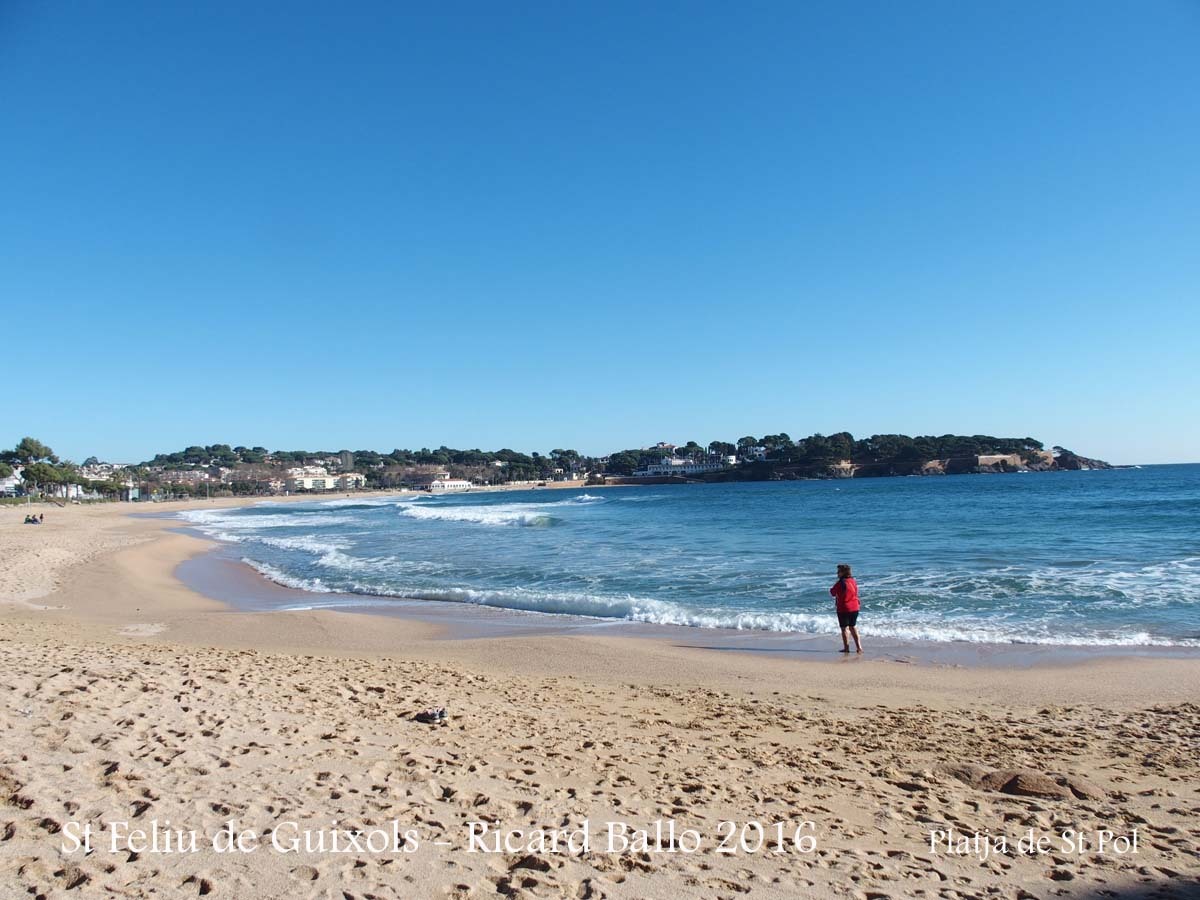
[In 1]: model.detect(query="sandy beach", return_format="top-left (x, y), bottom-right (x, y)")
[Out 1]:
top-left (1, 501), bottom-right (1198, 899)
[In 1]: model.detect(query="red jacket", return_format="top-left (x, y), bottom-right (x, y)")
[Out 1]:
top-left (830, 577), bottom-right (860, 613)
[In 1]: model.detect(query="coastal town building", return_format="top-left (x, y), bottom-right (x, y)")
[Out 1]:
top-left (0, 466), bottom-right (24, 496)
top-left (285, 471), bottom-right (365, 491)
top-left (286, 475), bottom-right (331, 491)
top-left (159, 469), bottom-right (215, 485)
top-left (79, 462), bottom-right (128, 481)
top-left (427, 473), bottom-right (472, 492)
top-left (286, 465), bottom-right (334, 478)
top-left (633, 458), bottom-right (730, 477)
top-left (404, 470), bottom-right (469, 490)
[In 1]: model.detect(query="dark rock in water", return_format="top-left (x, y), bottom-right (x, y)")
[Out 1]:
top-left (1052, 447), bottom-right (1113, 470)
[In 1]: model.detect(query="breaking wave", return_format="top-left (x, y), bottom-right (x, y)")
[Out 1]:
top-left (399, 494), bottom-right (601, 527)
top-left (232, 565), bottom-right (1200, 647)
top-left (314, 495), bottom-right (426, 509)
top-left (400, 505), bottom-right (559, 527)
top-left (179, 508), bottom-right (355, 531)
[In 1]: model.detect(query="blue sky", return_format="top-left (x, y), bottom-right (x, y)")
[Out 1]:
top-left (2, 1), bottom-right (1197, 464)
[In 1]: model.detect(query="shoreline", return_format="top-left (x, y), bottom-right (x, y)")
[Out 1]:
top-left (5, 498), bottom-right (1199, 694)
top-left (181, 533), bottom-right (1200, 669)
top-left (2, 501), bottom-right (1198, 898)
top-left (164, 490), bottom-right (1200, 666)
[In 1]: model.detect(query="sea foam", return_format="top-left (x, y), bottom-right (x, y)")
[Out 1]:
top-left (399, 494), bottom-right (601, 527)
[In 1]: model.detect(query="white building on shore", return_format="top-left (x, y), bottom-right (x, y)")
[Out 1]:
top-left (285, 471), bottom-right (366, 491)
top-left (428, 474), bottom-right (472, 493)
top-left (633, 457), bottom-right (730, 477)
top-left (79, 462), bottom-right (128, 481)
top-left (286, 465), bottom-right (334, 478)
top-left (0, 466), bottom-right (24, 496)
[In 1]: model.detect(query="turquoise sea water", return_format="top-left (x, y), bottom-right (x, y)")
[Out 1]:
top-left (179, 465), bottom-right (1200, 647)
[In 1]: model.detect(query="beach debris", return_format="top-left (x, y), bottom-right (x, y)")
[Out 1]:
top-left (415, 706), bottom-right (448, 724)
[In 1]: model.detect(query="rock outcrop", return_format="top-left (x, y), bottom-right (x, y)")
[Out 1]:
top-left (1052, 448), bottom-right (1113, 470)
top-left (937, 764), bottom-right (1107, 801)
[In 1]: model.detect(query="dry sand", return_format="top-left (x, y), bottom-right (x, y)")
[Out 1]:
top-left (1, 501), bottom-right (1198, 899)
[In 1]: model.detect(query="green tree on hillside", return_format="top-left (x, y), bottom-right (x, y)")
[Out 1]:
top-left (14, 437), bottom-right (57, 464)
top-left (827, 432), bottom-right (855, 460)
top-left (605, 451), bottom-right (640, 476)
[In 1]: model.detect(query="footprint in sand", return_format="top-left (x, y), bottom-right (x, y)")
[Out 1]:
top-left (117, 623), bottom-right (166, 637)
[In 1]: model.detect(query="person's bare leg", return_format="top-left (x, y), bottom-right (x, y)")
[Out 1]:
top-left (840, 626), bottom-right (851, 652)
top-left (849, 626), bottom-right (862, 653)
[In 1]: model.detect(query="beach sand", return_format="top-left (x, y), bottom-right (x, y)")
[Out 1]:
top-left (1, 501), bottom-right (1198, 899)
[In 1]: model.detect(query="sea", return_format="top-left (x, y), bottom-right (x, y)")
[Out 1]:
top-left (177, 464), bottom-right (1200, 648)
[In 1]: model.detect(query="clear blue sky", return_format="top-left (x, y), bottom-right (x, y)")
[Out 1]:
top-left (2, 2), bottom-right (1197, 464)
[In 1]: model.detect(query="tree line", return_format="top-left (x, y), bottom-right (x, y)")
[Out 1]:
top-left (3, 431), bottom-right (1068, 498)
top-left (0, 437), bottom-right (127, 498)
top-left (602, 433), bottom-right (1047, 475)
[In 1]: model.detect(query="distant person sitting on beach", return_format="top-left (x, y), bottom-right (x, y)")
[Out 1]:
top-left (830, 563), bottom-right (862, 654)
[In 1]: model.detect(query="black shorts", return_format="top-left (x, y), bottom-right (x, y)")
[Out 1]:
top-left (837, 610), bottom-right (859, 628)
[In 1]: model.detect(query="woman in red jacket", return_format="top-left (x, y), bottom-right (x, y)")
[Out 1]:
top-left (830, 563), bottom-right (862, 654)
